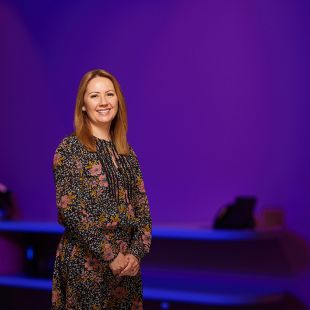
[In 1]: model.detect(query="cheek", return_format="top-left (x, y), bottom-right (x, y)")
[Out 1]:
top-left (83, 98), bottom-right (89, 109)
top-left (113, 100), bottom-right (119, 110)
top-left (84, 99), bottom-right (96, 111)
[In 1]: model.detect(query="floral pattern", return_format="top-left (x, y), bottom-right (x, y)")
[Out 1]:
top-left (51, 134), bottom-right (152, 309)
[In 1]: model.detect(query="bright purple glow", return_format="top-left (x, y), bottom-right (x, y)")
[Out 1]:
top-left (0, 0), bottom-right (309, 307)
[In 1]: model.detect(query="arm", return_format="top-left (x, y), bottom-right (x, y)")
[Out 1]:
top-left (52, 139), bottom-right (117, 265)
top-left (127, 146), bottom-right (152, 261)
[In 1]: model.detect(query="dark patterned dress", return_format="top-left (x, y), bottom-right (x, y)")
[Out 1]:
top-left (51, 134), bottom-right (152, 310)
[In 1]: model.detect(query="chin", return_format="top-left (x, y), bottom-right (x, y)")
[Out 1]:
top-left (97, 117), bottom-right (115, 124)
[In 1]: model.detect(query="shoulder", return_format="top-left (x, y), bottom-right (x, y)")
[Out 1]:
top-left (53, 134), bottom-right (81, 170)
top-left (55, 133), bottom-right (80, 155)
top-left (127, 144), bottom-right (142, 167)
top-left (128, 143), bottom-right (138, 158)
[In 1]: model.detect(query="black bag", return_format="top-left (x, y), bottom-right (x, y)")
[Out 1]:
top-left (213, 196), bottom-right (257, 229)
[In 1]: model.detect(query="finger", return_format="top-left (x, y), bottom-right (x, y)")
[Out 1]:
top-left (119, 262), bottom-right (134, 276)
top-left (133, 265), bottom-right (140, 276)
top-left (112, 269), bottom-right (120, 276)
top-left (115, 259), bottom-right (129, 272)
top-left (128, 254), bottom-right (139, 264)
top-left (119, 266), bottom-right (132, 276)
top-left (112, 263), bottom-right (126, 275)
top-left (126, 267), bottom-right (138, 277)
top-left (128, 264), bottom-right (139, 276)
top-left (119, 256), bottom-right (139, 276)
top-left (120, 262), bottom-right (129, 270)
top-left (127, 256), bottom-right (138, 268)
top-left (114, 265), bottom-right (122, 273)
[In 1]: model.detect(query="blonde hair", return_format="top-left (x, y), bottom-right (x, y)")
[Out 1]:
top-left (74, 69), bottom-right (130, 155)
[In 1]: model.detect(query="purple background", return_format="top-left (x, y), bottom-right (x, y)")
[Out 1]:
top-left (1, 0), bottom-right (309, 307)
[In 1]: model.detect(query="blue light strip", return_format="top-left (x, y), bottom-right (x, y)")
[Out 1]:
top-left (0, 221), bottom-right (281, 240)
top-left (143, 287), bottom-right (283, 305)
top-left (0, 276), bottom-right (283, 305)
top-left (0, 276), bottom-right (51, 290)
top-left (152, 227), bottom-right (279, 240)
top-left (0, 222), bottom-right (63, 234)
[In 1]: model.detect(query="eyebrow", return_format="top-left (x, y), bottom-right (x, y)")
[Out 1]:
top-left (88, 90), bottom-right (115, 95)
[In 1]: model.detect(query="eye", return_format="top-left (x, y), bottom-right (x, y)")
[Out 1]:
top-left (90, 94), bottom-right (98, 98)
top-left (107, 92), bottom-right (115, 97)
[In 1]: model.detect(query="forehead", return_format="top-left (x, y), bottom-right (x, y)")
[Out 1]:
top-left (86, 76), bottom-right (115, 92)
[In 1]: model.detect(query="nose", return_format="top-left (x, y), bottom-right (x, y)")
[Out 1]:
top-left (98, 95), bottom-right (109, 106)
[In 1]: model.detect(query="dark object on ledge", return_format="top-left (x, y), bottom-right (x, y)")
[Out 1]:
top-left (213, 196), bottom-right (257, 229)
top-left (0, 183), bottom-right (14, 220)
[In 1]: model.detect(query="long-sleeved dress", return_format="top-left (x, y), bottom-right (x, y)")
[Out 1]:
top-left (51, 134), bottom-right (152, 310)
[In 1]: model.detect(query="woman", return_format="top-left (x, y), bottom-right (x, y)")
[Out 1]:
top-left (51, 69), bottom-right (152, 309)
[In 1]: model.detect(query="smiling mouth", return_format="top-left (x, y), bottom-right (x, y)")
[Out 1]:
top-left (97, 108), bottom-right (111, 114)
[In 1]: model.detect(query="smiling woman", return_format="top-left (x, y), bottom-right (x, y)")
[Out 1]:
top-left (74, 69), bottom-right (130, 155)
top-left (83, 77), bottom-right (119, 138)
top-left (51, 69), bottom-right (152, 310)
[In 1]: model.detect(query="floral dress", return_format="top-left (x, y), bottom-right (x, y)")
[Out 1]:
top-left (51, 134), bottom-right (152, 310)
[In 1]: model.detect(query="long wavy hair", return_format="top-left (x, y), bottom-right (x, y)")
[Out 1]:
top-left (74, 69), bottom-right (130, 155)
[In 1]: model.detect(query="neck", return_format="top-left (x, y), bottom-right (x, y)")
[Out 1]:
top-left (91, 123), bottom-right (111, 141)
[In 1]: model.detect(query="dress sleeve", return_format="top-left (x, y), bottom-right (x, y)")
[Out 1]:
top-left (52, 140), bottom-right (117, 265)
top-left (127, 146), bottom-right (152, 261)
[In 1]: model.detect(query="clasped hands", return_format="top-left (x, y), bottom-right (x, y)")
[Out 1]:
top-left (109, 252), bottom-right (139, 277)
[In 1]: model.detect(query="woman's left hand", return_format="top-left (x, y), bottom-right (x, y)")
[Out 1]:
top-left (118, 254), bottom-right (140, 276)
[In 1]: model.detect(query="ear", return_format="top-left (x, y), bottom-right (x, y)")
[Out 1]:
top-left (82, 106), bottom-right (86, 111)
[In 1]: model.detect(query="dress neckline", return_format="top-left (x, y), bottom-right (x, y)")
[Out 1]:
top-left (93, 135), bottom-right (113, 144)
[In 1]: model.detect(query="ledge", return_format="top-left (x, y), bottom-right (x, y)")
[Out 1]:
top-left (0, 221), bottom-right (282, 240)
top-left (0, 275), bottom-right (284, 305)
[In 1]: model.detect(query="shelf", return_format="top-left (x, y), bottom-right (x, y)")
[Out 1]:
top-left (0, 275), bottom-right (284, 306)
top-left (0, 222), bottom-right (297, 308)
top-left (0, 275), bottom-right (51, 290)
top-left (0, 222), bottom-right (63, 234)
top-left (152, 226), bottom-right (281, 241)
top-left (0, 221), bottom-right (282, 240)
top-left (143, 288), bottom-right (283, 305)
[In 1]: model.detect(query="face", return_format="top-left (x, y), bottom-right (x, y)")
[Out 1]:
top-left (83, 76), bottom-right (118, 129)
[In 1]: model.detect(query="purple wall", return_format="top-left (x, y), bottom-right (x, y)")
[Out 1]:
top-left (1, 0), bottom-right (309, 306)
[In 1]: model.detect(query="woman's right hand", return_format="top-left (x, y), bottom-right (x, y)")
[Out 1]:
top-left (109, 252), bottom-right (129, 275)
